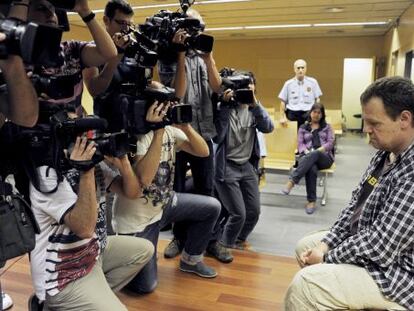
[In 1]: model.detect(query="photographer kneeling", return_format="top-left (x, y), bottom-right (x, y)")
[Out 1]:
top-left (28, 113), bottom-right (154, 310)
top-left (112, 100), bottom-right (221, 293)
top-left (214, 71), bottom-right (274, 250)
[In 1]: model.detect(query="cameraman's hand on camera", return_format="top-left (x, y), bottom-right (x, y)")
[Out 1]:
top-left (222, 89), bottom-right (234, 103)
top-left (146, 101), bottom-right (170, 124)
top-left (173, 29), bottom-right (188, 51)
top-left (112, 32), bottom-right (131, 54)
top-left (70, 136), bottom-right (97, 164)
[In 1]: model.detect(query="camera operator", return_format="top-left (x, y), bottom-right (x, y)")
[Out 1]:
top-left (0, 30), bottom-right (39, 311)
top-left (214, 71), bottom-right (274, 250)
top-left (112, 100), bottom-right (221, 293)
top-left (28, 113), bottom-right (154, 309)
top-left (9, 0), bottom-right (117, 116)
top-left (83, 0), bottom-right (134, 99)
top-left (159, 8), bottom-right (227, 261)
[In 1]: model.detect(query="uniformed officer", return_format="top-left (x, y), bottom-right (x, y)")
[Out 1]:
top-left (278, 59), bottom-right (322, 128)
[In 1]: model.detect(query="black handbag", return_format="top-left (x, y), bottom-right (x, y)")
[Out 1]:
top-left (0, 179), bottom-right (40, 262)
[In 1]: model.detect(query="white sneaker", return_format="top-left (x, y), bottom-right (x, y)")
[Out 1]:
top-left (1, 292), bottom-right (13, 310)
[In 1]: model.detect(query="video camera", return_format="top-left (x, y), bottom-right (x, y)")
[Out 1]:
top-left (111, 85), bottom-right (192, 135)
top-left (0, 18), bottom-right (62, 65)
top-left (140, 9), bottom-right (214, 63)
top-left (219, 67), bottom-right (255, 107)
top-left (121, 26), bottom-right (158, 68)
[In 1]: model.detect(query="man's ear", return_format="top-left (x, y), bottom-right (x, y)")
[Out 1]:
top-left (103, 15), bottom-right (110, 27)
top-left (400, 110), bottom-right (413, 129)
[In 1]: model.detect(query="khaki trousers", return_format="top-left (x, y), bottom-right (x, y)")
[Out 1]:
top-left (284, 230), bottom-right (406, 311)
top-left (45, 235), bottom-right (154, 311)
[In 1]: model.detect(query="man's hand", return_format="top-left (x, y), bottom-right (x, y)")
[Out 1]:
top-left (222, 89), bottom-right (234, 102)
top-left (104, 154), bottom-right (129, 171)
top-left (112, 32), bottom-right (130, 51)
top-left (74, 0), bottom-right (91, 16)
top-left (146, 101), bottom-right (170, 123)
top-left (299, 242), bottom-right (329, 267)
top-left (70, 137), bottom-right (96, 162)
top-left (172, 29), bottom-right (189, 46)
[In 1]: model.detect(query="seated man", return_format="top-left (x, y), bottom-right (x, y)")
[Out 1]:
top-left (284, 77), bottom-right (414, 310)
top-left (29, 120), bottom-right (154, 310)
top-left (112, 101), bottom-right (221, 294)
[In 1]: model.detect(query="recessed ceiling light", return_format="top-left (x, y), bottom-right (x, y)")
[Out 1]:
top-left (325, 7), bottom-right (345, 13)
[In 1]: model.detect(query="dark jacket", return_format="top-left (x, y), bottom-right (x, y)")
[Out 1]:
top-left (214, 103), bottom-right (274, 181)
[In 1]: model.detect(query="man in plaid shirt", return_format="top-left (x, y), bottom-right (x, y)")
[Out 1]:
top-left (284, 76), bottom-right (414, 310)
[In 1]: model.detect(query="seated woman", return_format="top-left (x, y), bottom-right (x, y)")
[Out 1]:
top-left (283, 103), bottom-right (334, 214)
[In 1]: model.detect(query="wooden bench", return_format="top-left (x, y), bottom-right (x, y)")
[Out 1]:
top-left (325, 109), bottom-right (344, 136)
top-left (264, 121), bottom-right (297, 171)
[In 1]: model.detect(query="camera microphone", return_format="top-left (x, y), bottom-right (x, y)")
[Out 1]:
top-left (70, 117), bottom-right (108, 133)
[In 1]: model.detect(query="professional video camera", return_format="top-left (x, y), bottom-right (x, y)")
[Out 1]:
top-left (121, 26), bottom-right (158, 68)
top-left (1, 110), bottom-right (129, 178)
top-left (140, 9), bottom-right (214, 63)
top-left (112, 85), bottom-right (192, 135)
top-left (94, 32), bottom-right (192, 135)
top-left (30, 72), bottom-right (80, 99)
top-left (0, 18), bottom-right (62, 65)
top-left (219, 67), bottom-right (255, 107)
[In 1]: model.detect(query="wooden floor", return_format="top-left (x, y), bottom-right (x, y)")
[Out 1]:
top-left (1, 240), bottom-right (299, 311)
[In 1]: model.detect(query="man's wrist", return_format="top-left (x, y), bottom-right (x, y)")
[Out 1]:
top-left (81, 11), bottom-right (95, 23)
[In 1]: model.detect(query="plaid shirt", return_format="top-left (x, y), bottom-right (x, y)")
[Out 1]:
top-left (322, 144), bottom-right (414, 309)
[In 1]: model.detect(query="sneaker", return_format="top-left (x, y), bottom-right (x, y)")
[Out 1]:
top-left (164, 238), bottom-right (182, 259)
top-left (28, 293), bottom-right (44, 311)
top-left (2, 292), bottom-right (13, 310)
top-left (206, 241), bottom-right (233, 263)
top-left (179, 260), bottom-right (217, 278)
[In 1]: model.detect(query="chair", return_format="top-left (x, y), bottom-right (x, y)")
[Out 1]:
top-left (319, 163), bottom-right (336, 206)
top-left (325, 109), bottom-right (344, 136)
top-left (264, 121), bottom-right (297, 171)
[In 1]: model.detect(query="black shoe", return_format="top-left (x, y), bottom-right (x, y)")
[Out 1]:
top-left (164, 238), bottom-right (182, 258)
top-left (28, 294), bottom-right (44, 311)
top-left (206, 241), bottom-right (233, 263)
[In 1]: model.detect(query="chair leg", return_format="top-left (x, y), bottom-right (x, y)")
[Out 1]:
top-left (321, 172), bottom-right (328, 206)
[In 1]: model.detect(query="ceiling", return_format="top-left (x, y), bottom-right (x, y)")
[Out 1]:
top-left (68, 0), bottom-right (414, 40)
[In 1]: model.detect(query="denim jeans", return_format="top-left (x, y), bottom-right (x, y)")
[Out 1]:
top-left (127, 192), bottom-right (221, 294)
top-left (291, 150), bottom-right (333, 202)
top-left (216, 161), bottom-right (261, 247)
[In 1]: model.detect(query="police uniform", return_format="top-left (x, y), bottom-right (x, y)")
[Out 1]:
top-left (278, 76), bottom-right (322, 127)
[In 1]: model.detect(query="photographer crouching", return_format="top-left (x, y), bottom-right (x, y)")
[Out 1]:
top-left (0, 29), bottom-right (39, 310)
top-left (26, 110), bottom-right (154, 310)
top-left (214, 69), bottom-right (274, 250)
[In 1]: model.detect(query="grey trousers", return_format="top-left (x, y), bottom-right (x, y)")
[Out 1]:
top-left (216, 161), bottom-right (260, 247)
top-left (44, 235), bottom-right (154, 311)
